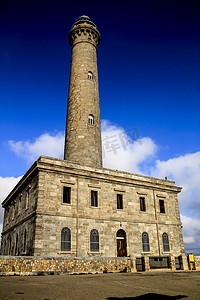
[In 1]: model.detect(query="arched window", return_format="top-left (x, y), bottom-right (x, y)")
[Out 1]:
top-left (88, 114), bottom-right (94, 125)
top-left (162, 233), bottom-right (170, 252)
top-left (90, 229), bottom-right (99, 252)
top-left (88, 71), bottom-right (93, 80)
top-left (61, 227), bottom-right (71, 251)
top-left (23, 229), bottom-right (27, 253)
top-left (142, 232), bottom-right (150, 252)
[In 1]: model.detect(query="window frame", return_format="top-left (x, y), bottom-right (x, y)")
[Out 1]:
top-left (142, 232), bottom-right (150, 253)
top-left (15, 233), bottom-right (18, 256)
top-left (117, 194), bottom-right (123, 209)
top-left (140, 197), bottom-right (146, 212)
top-left (162, 232), bottom-right (170, 252)
top-left (26, 187), bottom-right (31, 210)
top-left (63, 186), bottom-right (71, 204)
top-left (159, 199), bottom-right (165, 213)
top-left (61, 227), bottom-right (71, 252)
top-left (18, 194), bottom-right (22, 215)
top-left (23, 229), bottom-right (27, 253)
top-left (90, 229), bottom-right (99, 252)
top-left (91, 190), bottom-right (98, 207)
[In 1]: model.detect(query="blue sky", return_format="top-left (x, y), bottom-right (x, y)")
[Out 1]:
top-left (0, 0), bottom-right (200, 254)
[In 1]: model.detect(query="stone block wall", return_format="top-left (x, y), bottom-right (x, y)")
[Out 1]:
top-left (0, 256), bottom-right (132, 275)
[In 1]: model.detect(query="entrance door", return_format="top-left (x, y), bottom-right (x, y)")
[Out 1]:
top-left (116, 229), bottom-right (127, 257)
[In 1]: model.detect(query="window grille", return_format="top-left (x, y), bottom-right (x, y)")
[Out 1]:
top-left (117, 194), bottom-right (123, 209)
top-left (162, 233), bottom-right (170, 252)
top-left (61, 227), bottom-right (71, 251)
top-left (90, 229), bottom-right (99, 252)
top-left (142, 232), bottom-right (150, 252)
top-left (91, 190), bottom-right (98, 207)
top-left (140, 197), bottom-right (146, 211)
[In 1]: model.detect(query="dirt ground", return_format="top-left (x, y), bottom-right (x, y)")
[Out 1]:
top-left (0, 270), bottom-right (199, 300)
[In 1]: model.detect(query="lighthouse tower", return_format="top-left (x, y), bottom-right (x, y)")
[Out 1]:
top-left (64, 16), bottom-right (102, 168)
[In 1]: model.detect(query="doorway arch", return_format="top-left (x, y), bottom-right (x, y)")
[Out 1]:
top-left (116, 229), bottom-right (127, 257)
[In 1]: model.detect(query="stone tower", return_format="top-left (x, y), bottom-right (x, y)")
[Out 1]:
top-left (64, 16), bottom-right (102, 168)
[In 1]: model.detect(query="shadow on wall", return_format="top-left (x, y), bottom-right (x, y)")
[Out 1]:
top-left (107, 293), bottom-right (188, 299)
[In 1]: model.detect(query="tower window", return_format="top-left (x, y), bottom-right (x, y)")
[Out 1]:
top-left (159, 199), bottom-right (165, 213)
top-left (117, 194), bottom-right (123, 209)
top-left (91, 190), bottom-right (98, 207)
top-left (140, 197), bottom-right (146, 212)
top-left (63, 187), bottom-right (71, 204)
top-left (88, 114), bottom-right (94, 125)
top-left (88, 71), bottom-right (93, 80)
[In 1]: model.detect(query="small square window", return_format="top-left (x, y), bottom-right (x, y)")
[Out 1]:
top-left (91, 190), bottom-right (98, 207)
top-left (140, 197), bottom-right (146, 212)
top-left (63, 187), bottom-right (71, 204)
top-left (117, 194), bottom-right (123, 209)
top-left (159, 199), bottom-right (165, 213)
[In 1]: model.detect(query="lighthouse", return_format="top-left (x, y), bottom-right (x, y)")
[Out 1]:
top-left (64, 16), bottom-right (102, 168)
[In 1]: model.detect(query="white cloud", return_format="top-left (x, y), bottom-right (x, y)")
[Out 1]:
top-left (181, 215), bottom-right (200, 254)
top-left (0, 176), bottom-right (22, 203)
top-left (102, 120), bottom-right (157, 173)
top-left (9, 132), bottom-right (65, 164)
top-left (150, 152), bottom-right (200, 218)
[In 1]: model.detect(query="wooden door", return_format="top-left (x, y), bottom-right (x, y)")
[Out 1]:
top-left (116, 230), bottom-right (127, 257)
